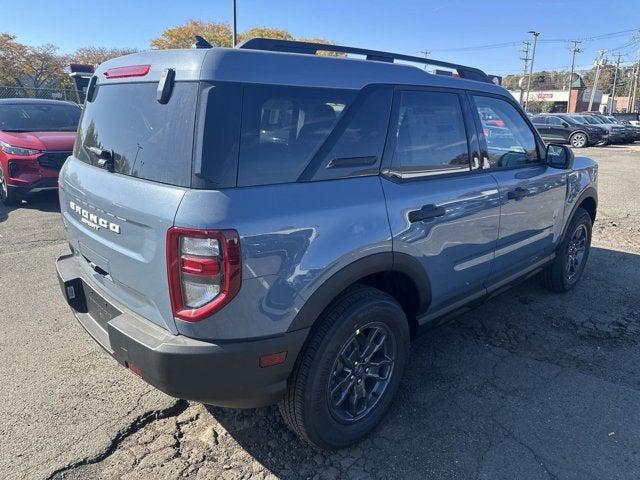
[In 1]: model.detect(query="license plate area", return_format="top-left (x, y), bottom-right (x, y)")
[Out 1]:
top-left (84, 282), bottom-right (121, 332)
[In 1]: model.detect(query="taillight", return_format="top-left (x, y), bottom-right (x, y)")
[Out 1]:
top-left (167, 227), bottom-right (241, 322)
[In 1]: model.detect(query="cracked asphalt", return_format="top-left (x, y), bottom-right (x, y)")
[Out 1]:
top-left (1, 145), bottom-right (639, 480)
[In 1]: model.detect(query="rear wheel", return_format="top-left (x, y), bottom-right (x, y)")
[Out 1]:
top-left (539, 207), bottom-right (592, 292)
top-left (569, 132), bottom-right (588, 148)
top-left (279, 286), bottom-right (410, 450)
top-left (0, 165), bottom-right (20, 206)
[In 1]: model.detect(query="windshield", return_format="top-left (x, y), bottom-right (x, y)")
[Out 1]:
top-left (0, 103), bottom-right (81, 132)
top-left (584, 116), bottom-right (602, 124)
top-left (606, 116), bottom-right (618, 123)
top-left (560, 115), bottom-right (580, 125)
top-left (75, 82), bottom-right (197, 187)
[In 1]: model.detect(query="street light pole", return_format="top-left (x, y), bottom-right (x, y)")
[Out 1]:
top-left (524, 31), bottom-right (540, 111)
top-left (232, 0), bottom-right (237, 47)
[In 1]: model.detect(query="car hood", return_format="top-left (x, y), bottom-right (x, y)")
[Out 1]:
top-left (0, 131), bottom-right (76, 151)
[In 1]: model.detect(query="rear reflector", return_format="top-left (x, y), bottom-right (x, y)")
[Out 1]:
top-left (104, 64), bottom-right (151, 79)
top-left (259, 351), bottom-right (287, 368)
top-left (127, 362), bottom-right (143, 377)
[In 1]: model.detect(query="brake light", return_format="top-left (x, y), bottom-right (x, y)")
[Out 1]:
top-left (167, 227), bottom-right (241, 322)
top-left (104, 64), bottom-right (150, 79)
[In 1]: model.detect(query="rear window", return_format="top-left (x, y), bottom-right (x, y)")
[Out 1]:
top-left (0, 103), bottom-right (80, 132)
top-left (237, 85), bottom-right (356, 187)
top-left (75, 82), bottom-right (197, 187)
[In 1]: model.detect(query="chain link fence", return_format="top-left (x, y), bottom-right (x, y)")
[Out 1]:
top-left (0, 86), bottom-right (82, 103)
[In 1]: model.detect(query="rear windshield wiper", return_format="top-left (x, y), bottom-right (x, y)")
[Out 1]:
top-left (87, 146), bottom-right (115, 172)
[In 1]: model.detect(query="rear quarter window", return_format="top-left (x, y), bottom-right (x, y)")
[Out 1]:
top-left (237, 85), bottom-right (356, 187)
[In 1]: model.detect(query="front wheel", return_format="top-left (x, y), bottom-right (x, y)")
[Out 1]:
top-left (279, 286), bottom-right (410, 450)
top-left (539, 207), bottom-right (592, 292)
top-left (569, 132), bottom-right (588, 148)
top-left (0, 165), bottom-right (20, 206)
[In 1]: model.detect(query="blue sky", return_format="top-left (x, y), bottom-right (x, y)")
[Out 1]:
top-left (3, 0), bottom-right (639, 75)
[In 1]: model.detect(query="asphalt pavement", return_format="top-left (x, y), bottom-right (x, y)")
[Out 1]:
top-left (1, 145), bottom-right (639, 480)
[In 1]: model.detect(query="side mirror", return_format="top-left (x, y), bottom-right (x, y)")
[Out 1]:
top-left (546, 144), bottom-right (574, 169)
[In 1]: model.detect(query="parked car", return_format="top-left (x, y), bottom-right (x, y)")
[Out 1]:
top-left (613, 112), bottom-right (639, 126)
top-left (568, 114), bottom-right (625, 144)
top-left (531, 114), bottom-right (606, 147)
top-left (604, 115), bottom-right (640, 142)
top-left (0, 98), bottom-right (81, 205)
top-left (56, 39), bottom-right (598, 450)
top-left (583, 113), bottom-right (635, 143)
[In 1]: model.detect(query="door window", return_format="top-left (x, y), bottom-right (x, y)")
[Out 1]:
top-left (391, 90), bottom-right (470, 178)
top-left (547, 116), bottom-right (563, 126)
top-left (473, 95), bottom-right (539, 169)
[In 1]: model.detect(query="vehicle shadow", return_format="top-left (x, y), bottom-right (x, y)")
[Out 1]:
top-left (205, 246), bottom-right (640, 479)
top-left (0, 191), bottom-right (59, 224)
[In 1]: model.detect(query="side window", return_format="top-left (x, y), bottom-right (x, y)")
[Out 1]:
top-left (238, 85), bottom-right (355, 187)
top-left (391, 90), bottom-right (470, 177)
top-left (473, 95), bottom-right (539, 169)
top-left (310, 87), bottom-right (393, 181)
top-left (547, 116), bottom-right (563, 126)
top-left (532, 116), bottom-right (547, 125)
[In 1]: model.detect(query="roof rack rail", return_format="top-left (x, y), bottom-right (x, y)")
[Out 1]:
top-left (237, 38), bottom-right (491, 84)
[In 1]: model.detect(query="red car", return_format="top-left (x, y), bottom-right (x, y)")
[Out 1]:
top-left (0, 98), bottom-right (81, 205)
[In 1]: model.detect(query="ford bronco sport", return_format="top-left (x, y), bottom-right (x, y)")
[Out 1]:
top-left (56, 39), bottom-right (598, 450)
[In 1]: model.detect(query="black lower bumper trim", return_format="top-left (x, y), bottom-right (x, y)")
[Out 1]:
top-left (56, 253), bottom-right (309, 408)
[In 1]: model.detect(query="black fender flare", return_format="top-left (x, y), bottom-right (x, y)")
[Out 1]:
top-left (287, 252), bottom-right (431, 332)
top-left (560, 186), bottom-right (597, 244)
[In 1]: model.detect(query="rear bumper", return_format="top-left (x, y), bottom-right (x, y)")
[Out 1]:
top-left (56, 253), bottom-right (309, 408)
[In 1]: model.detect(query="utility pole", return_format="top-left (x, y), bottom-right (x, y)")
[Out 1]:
top-left (524, 31), bottom-right (540, 111)
top-left (588, 50), bottom-right (607, 111)
top-left (631, 53), bottom-right (640, 112)
top-left (419, 50), bottom-right (431, 70)
top-left (231, 0), bottom-right (237, 47)
top-left (567, 40), bottom-right (582, 113)
top-left (610, 52), bottom-right (623, 114)
top-left (519, 41), bottom-right (531, 104)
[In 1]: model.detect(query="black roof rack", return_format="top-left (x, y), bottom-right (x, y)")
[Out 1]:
top-left (237, 38), bottom-right (491, 84)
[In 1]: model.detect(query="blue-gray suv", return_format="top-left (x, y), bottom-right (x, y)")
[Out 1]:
top-left (56, 39), bottom-right (598, 449)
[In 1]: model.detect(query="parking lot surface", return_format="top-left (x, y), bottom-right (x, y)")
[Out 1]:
top-left (1, 145), bottom-right (639, 480)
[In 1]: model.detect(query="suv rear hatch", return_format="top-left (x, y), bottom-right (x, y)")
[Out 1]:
top-left (59, 63), bottom-right (201, 333)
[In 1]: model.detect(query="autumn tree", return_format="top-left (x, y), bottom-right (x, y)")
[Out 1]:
top-left (151, 20), bottom-right (233, 49)
top-left (70, 46), bottom-right (138, 67)
top-left (150, 20), bottom-right (339, 55)
top-left (238, 27), bottom-right (293, 44)
top-left (0, 33), bottom-right (28, 85)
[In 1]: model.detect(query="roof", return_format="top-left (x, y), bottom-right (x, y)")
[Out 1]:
top-left (95, 46), bottom-right (508, 96)
top-left (0, 98), bottom-right (80, 107)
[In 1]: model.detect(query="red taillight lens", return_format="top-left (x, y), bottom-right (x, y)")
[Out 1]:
top-left (104, 64), bottom-right (150, 79)
top-left (167, 227), bottom-right (241, 322)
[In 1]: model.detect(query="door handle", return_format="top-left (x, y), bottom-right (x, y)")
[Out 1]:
top-left (408, 204), bottom-right (446, 223)
top-left (507, 187), bottom-right (528, 200)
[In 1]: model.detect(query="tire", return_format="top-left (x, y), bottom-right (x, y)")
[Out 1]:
top-left (0, 165), bottom-right (20, 206)
top-left (279, 285), bottom-right (410, 450)
top-left (569, 132), bottom-right (588, 148)
top-left (539, 207), bottom-right (592, 293)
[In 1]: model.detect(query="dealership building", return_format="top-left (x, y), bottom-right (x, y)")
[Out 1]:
top-left (507, 88), bottom-right (604, 113)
